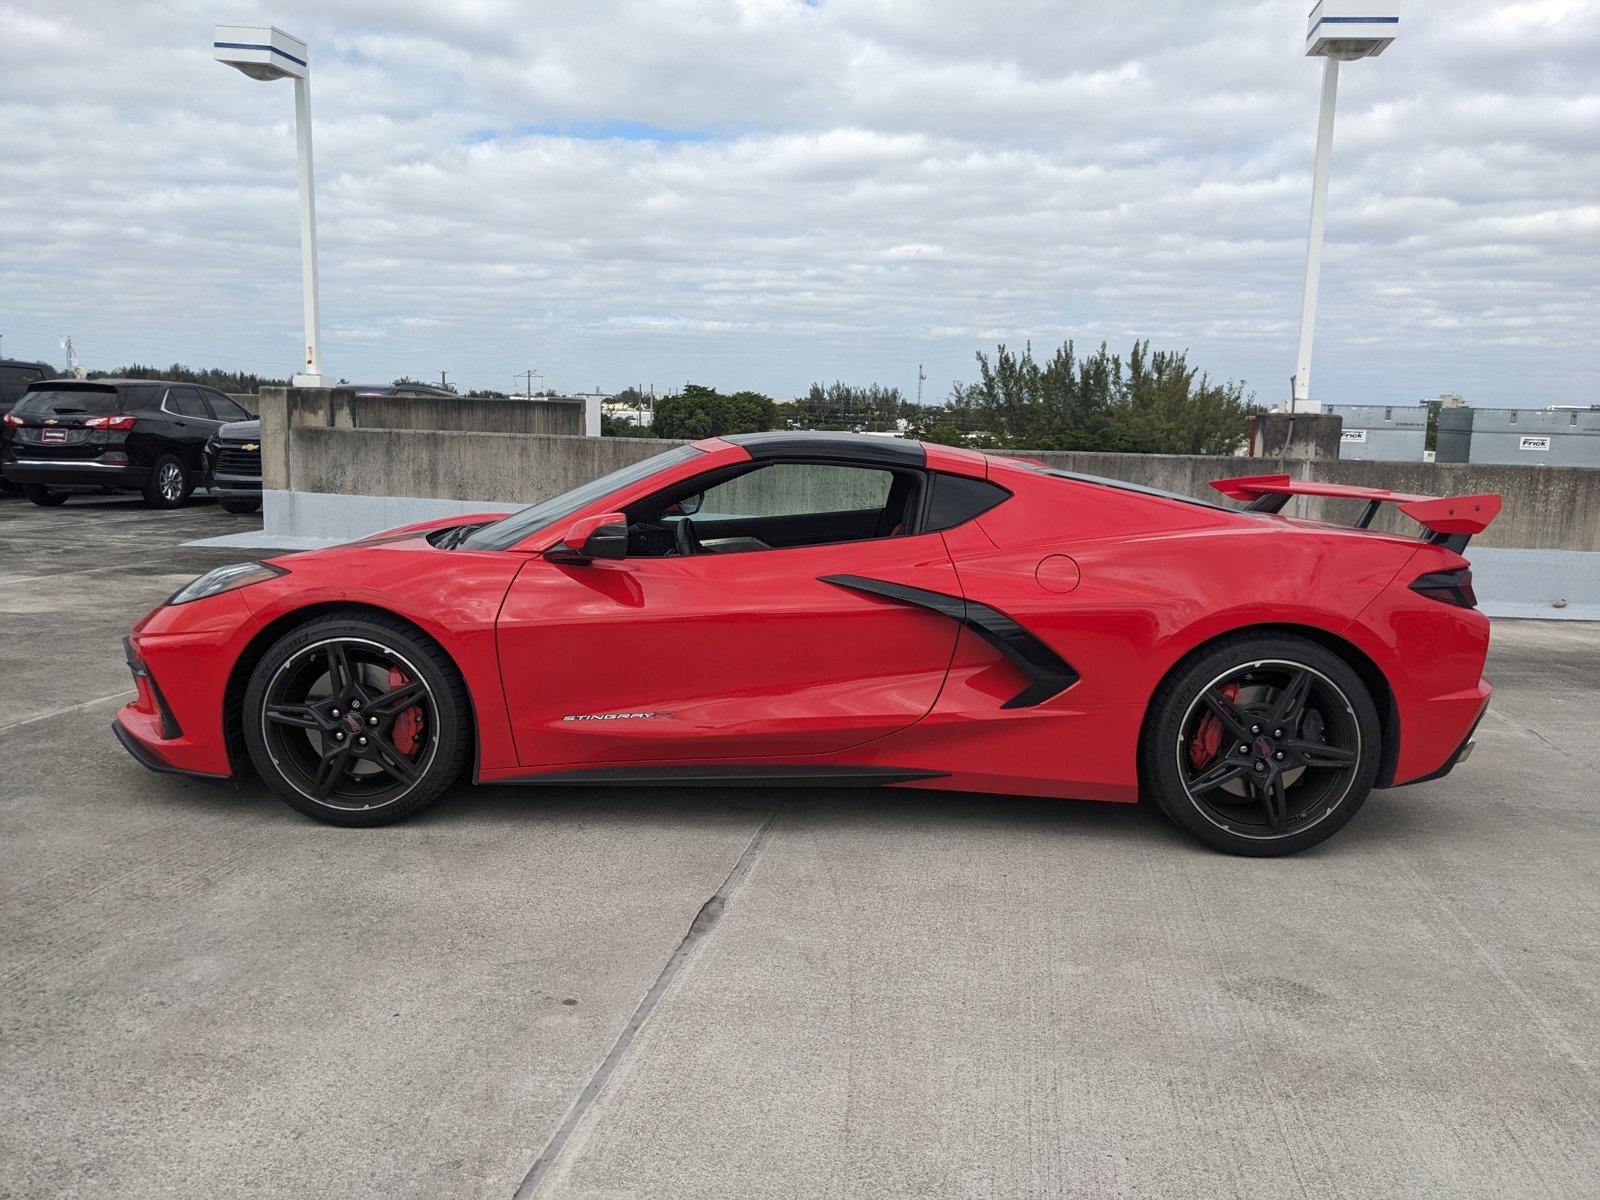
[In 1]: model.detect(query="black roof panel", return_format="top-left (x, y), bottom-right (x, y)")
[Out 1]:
top-left (726, 431), bottom-right (926, 467)
top-left (26, 377), bottom-right (193, 389)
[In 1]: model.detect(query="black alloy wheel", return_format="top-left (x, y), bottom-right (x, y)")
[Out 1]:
top-left (1142, 634), bottom-right (1381, 856)
top-left (244, 614), bottom-right (469, 825)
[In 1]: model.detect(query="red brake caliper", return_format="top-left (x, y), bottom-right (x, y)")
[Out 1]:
top-left (387, 666), bottom-right (425, 756)
top-left (1188, 682), bottom-right (1240, 769)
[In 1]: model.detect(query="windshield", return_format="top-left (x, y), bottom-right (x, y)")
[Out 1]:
top-left (461, 444), bottom-right (704, 551)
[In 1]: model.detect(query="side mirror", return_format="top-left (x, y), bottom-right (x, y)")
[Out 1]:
top-left (546, 512), bottom-right (628, 563)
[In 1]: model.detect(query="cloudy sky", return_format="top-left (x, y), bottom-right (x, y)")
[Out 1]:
top-left (2, 1), bottom-right (1596, 405)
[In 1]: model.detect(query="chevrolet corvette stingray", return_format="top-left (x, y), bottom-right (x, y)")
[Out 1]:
top-left (115, 432), bottom-right (1499, 855)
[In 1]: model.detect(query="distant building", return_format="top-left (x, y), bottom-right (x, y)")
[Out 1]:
top-left (1321, 404), bottom-right (1427, 462)
top-left (1451, 407), bottom-right (1600, 467)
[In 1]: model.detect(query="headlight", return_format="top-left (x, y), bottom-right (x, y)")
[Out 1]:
top-left (167, 561), bottom-right (288, 606)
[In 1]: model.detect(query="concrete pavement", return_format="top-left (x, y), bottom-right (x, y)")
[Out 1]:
top-left (2, 492), bottom-right (1597, 1198)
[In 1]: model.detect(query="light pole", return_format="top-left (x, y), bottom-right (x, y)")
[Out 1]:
top-left (213, 25), bottom-right (327, 387)
top-left (1292, 2), bottom-right (1400, 409)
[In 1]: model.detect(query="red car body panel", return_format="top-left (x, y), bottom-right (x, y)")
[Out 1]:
top-left (117, 437), bottom-right (1494, 804)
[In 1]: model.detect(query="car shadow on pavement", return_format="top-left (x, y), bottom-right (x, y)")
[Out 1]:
top-left (122, 757), bottom-right (1464, 859)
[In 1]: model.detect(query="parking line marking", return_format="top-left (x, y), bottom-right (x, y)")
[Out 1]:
top-left (0, 690), bottom-right (135, 735)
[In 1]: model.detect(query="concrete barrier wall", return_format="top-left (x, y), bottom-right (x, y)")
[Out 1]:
top-left (272, 428), bottom-right (1600, 553)
top-left (289, 390), bottom-right (585, 435)
top-left (1019, 451), bottom-right (1600, 552)
top-left (284, 429), bottom-right (671, 505)
top-left (257, 387), bottom-right (585, 491)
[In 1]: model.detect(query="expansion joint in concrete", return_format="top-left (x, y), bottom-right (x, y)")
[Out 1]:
top-left (513, 798), bottom-right (786, 1198)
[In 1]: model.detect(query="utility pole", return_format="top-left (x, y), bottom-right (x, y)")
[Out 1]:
top-left (917, 363), bottom-right (926, 407)
top-left (60, 335), bottom-right (83, 378)
top-left (439, 369), bottom-right (449, 391)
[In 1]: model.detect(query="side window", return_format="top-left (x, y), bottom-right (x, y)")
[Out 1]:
top-left (206, 393), bottom-right (250, 421)
top-left (629, 462), bottom-right (914, 557)
top-left (695, 463), bottom-right (894, 520)
top-left (0, 367), bottom-right (20, 404)
top-left (923, 473), bottom-right (1010, 531)
top-left (166, 388), bottom-right (211, 419)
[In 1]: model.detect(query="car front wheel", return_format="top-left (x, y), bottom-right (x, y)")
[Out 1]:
top-left (243, 613), bottom-right (471, 826)
top-left (1141, 633), bottom-right (1381, 856)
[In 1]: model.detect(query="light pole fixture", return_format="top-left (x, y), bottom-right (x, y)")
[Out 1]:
top-left (1291, 2), bottom-right (1400, 408)
top-left (213, 24), bottom-right (327, 387)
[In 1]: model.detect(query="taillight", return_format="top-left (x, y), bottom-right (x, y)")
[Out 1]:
top-left (2, 413), bottom-right (22, 426)
top-left (1411, 567), bottom-right (1477, 609)
top-left (86, 414), bottom-right (138, 431)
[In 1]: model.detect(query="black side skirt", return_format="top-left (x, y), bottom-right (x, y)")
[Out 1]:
top-left (818, 574), bottom-right (1079, 709)
top-left (484, 764), bottom-right (948, 788)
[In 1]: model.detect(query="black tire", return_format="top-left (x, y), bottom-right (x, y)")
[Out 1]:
top-left (22, 484), bottom-right (69, 507)
top-left (220, 497), bottom-right (262, 515)
top-left (1140, 633), bottom-right (1381, 856)
top-left (143, 455), bottom-right (190, 508)
top-left (242, 613), bottom-right (471, 826)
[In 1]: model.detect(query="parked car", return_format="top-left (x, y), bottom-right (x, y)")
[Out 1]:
top-left (0, 358), bottom-right (58, 490)
top-left (349, 383), bottom-right (460, 399)
top-left (114, 432), bottom-right (1500, 856)
top-left (204, 418), bottom-right (263, 514)
top-left (0, 358), bottom-right (57, 416)
top-left (1, 378), bottom-right (252, 507)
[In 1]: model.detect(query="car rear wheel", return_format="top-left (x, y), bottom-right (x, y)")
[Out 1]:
top-left (243, 614), bottom-right (471, 826)
top-left (144, 455), bottom-right (190, 508)
top-left (1141, 633), bottom-right (1381, 856)
top-left (220, 496), bottom-right (262, 515)
top-left (22, 485), bottom-right (69, 507)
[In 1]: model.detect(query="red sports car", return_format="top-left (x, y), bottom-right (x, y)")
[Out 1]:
top-left (116, 432), bottom-right (1499, 855)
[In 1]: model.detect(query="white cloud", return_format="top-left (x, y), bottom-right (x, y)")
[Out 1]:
top-left (0, 0), bottom-right (1595, 404)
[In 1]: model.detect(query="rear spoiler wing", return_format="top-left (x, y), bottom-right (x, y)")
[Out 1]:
top-left (1211, 473), bottom-right (1501, 552)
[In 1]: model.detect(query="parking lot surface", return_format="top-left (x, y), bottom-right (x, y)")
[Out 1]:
top-left (3, 493), bottom-right (1598, 1199)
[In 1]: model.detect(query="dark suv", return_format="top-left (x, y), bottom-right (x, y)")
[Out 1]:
top-left (1, 379), bottom-right (252, 508)
top-left (0, 359), bottom-right (57, 416)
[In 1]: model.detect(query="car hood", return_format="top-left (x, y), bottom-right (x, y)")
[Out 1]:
top-left (259, 513), bottom-right (515, 568)
top-left (219, 419), bottom-right (261, 440)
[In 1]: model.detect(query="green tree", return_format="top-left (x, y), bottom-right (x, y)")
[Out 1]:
top-left (87, 362), bottom-right (287, 392)
top-left (392, 376), bottom-right (457, 393)
top-left (601, 413), bottom-right (653, 437)
top-left (651, 384), bottom-right (776, 440)
top-left (944, 339), bottom-right (1254, 454)
top-left (795, 381), bottom-right (906, 430)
